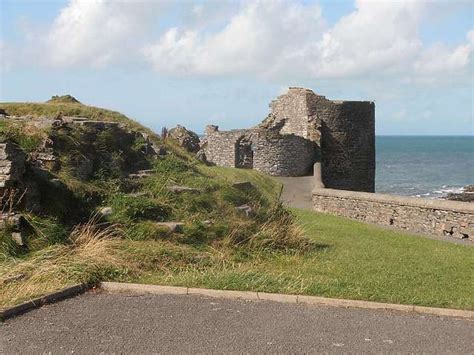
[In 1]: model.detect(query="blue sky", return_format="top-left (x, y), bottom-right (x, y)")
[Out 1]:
top-left (1, 0), bottom-right (473, 135)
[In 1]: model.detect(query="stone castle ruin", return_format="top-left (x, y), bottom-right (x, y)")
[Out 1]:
top-left (202, 87), bottom-right (375, 192)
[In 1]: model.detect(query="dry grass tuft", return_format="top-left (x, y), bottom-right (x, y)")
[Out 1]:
top-left (224, 203), bottom-right (314, 253)
top-left (0, 218), bottom-right (123, 308)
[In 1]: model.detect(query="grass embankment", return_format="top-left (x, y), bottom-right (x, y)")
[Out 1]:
top-left (1, 99), bottom-right (151, 133)
top-left (0, 98), bottom-right (472, 311)
top-left (135, 209), bottom-right (472, 310)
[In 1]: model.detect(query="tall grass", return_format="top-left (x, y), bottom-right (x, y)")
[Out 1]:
top-left (0, 218), bottom-right (124, 307)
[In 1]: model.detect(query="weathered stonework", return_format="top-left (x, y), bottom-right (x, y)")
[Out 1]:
top-left (203, 87), bottom-right (375, 190)
top-left (0, 142), bottom-right (26, 188)
top-left (312, 188), bottom-right (474, 240)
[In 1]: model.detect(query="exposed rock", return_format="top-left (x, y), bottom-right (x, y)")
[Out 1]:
top-left (0, 213), bottom-right (29, 246)
top-left (196, 149), bottom-right (207, 163)
top-left (236, 204), bottom-right (253, 217)
top-left (129, 169), bottom-right (155, 179)
top-left (167, 185), bottom-right (201, 194)
top-left (465, 185), bottom-right (474, 193)
top-left (11, 231), bottom-right (25, 246)
top-left (99, 207), bottom-right (113, 217)
top-left (0, 142), bottom-right (26, 188)
top-left (127, 192), bottom-right (149, 198)
top-left (168, 125), bottom-right (201, 153)
top-left (156, 222), bottom-right (184, 233)
top-left (446, 185), bottom-right (474, 202)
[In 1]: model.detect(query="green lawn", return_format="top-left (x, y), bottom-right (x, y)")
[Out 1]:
top-left (132, 208), bottom-right (474, 310)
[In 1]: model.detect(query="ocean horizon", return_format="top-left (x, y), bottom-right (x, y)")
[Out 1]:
top-left (375, 135), bottom-right (473, 198)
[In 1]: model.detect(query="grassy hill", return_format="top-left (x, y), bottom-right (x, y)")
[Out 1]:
top-left (0, 97), bottom-right (309, 307)
top-left (0, 97), bottom-right (472, 311)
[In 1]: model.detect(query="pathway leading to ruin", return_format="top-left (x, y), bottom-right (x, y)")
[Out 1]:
top-left (277, 176), bottom-right (314, 209)
top-left (1, 292), bottom-right (472, 354)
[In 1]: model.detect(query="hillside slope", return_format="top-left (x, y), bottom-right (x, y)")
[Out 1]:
top-left (0, 97), bottom-right (309, 307)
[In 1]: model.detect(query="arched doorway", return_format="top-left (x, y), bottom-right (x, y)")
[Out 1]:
top-left (235, 136), bottom-right (253, 169)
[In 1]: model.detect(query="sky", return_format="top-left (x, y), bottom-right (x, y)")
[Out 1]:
top-left (0, 0), bottom-right (473, 135)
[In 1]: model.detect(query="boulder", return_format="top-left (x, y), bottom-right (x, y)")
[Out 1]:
top-left (156, 222), bottom-right (184, 233)
top-left (446, 185), bottom-right (474, 202)
top-left (129, 169), bottom-right (155, 179)
top-left (167, 185), bottom-right (201, 194)
top-left (99, 207), bottom-right (113, 217)
top-left (236, 204), bottom-right (253, 217)
top-left (196, 149), bottom-right (207, 163)
top-left (11, 231), bottom-right (25, 246)
top-left (168, 125), bottom-right (201, 153)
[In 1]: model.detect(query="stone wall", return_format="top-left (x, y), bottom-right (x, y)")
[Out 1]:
top-left (268, 87), bottom-right (319, 140)
top-left (0, 142), bottom-right (26, 189)
top-left (318, 101), bottom-right (375, 192)
top-left (203, 126), bottom-right (317, 176)
top-left (252, 130), bottom-right (316, 176)
top-left (313, 188), bottom-right (474, 240)
top-left (204, 87), bottom-right (375, 189)
top-left (204, 129), bottom-right (248, 168)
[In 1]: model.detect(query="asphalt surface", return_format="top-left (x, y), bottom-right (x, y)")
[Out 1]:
top-left (1, 292), bottom-right (473, 354)
top-left (277, 176), bottom-right (314, 209)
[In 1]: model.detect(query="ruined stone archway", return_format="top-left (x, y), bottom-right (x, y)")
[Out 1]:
top-left (235, 136), bottom-right (253, 169)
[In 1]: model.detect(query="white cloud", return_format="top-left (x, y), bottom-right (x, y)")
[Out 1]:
top-left (2, 0), bottom-right (473, 87)
top-left (414, 30), bottom-right (473, 76)
top-left (143, 0), bottom-right (326, 76)
top-left (143, 0), bottom-right (473, 84)
top-left (45, 0), bottom-right (163, 67)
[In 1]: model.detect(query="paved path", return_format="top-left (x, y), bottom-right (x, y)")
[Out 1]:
top-left (277, 176), bottom-right (314, 209)
top-left (2, 292), bottom-right (472, 354)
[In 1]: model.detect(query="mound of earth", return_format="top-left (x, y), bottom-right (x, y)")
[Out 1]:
top-left (46, 95), bottom-right (81, 104)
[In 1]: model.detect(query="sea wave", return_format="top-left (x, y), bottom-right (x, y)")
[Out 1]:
top-left (411, 186), bottom-right (466, 199)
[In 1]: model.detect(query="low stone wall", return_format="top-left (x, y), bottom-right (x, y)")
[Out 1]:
top-left (312, 188), bottom-right (474, 240)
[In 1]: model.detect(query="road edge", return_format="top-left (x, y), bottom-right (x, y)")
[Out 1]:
top-left (101, 282), bottom-right (473, 320)
top-left (2, 282), bottom-right (472, 321)
top-left (0, 284), bottom-right (88, 321)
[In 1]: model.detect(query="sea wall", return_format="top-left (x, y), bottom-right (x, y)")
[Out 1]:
top-left (312, 188), bottom-right (474, 240)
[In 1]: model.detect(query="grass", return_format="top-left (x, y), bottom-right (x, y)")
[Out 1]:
top-left (124, 209), bottom-right (474, 310)
top-left (2, 205), bottom-right (471, 310)
top-left (1, 98), bottom-right (471, 312)
top-left (0, 101), bottom-right (154, 134)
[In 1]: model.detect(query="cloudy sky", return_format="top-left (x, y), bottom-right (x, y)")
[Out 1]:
top-left (1, 0), bottom-right (473, 135)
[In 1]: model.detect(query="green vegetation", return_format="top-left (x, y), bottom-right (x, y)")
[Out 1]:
top-left (1, 98), bottom-right (151, 133)
top-left (131, 209), bottom-right (472, 310)
top-left (0, 98), bottom-right (471, 311)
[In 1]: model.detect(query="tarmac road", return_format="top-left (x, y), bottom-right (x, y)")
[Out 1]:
top-left (1, 291), bottom-right (472, 354)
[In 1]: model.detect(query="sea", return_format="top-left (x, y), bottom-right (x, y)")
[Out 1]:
top-left (376, 136), bottom-right (474, 199)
